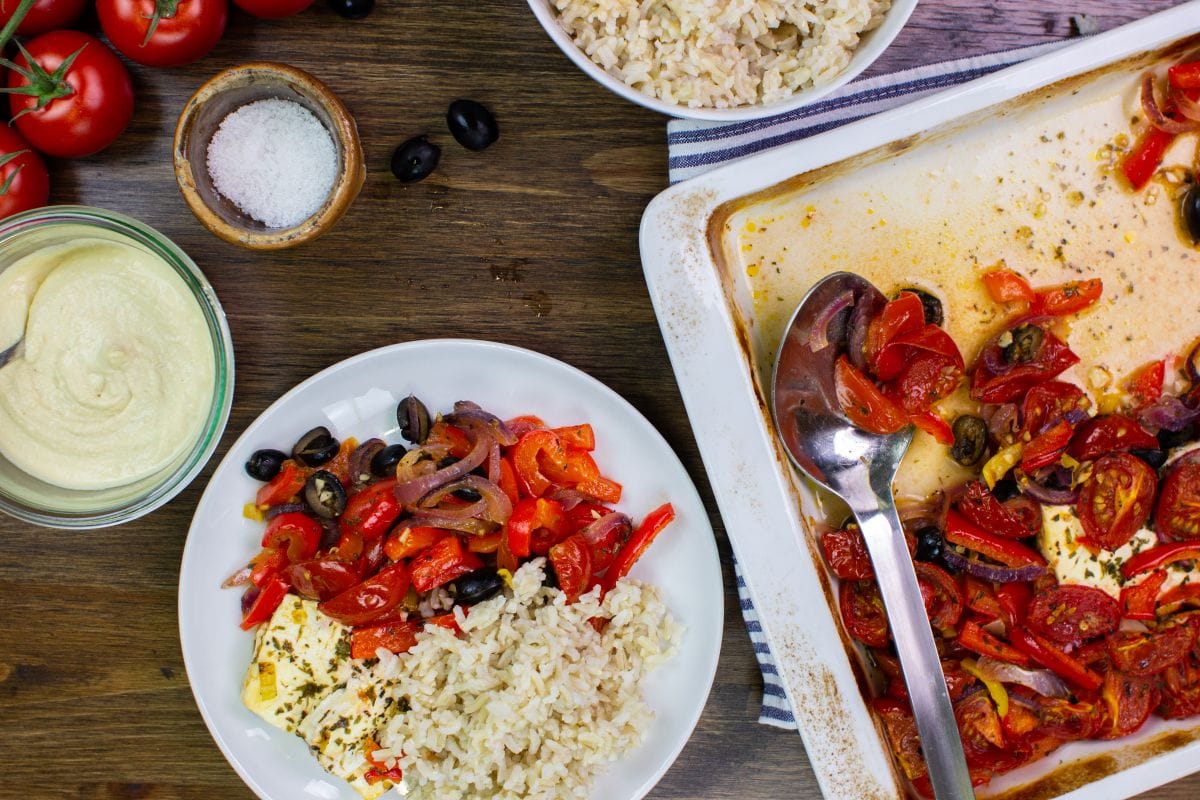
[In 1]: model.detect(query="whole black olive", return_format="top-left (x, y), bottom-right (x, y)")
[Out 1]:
top-left (1182, 184), bottom-right (1200, 245)
top-left (898, 287), bottom-right (944, 327)
top-left (451, 568), bottom-right (505, 606)
top-left (914, 525), bottom-right (944, 562)
top-left (293, 426), bottom-right (340, 467)
top-left (371, 443), bottom-right (408, 477)
top-left (446, 99), bottom-right (499, 152)
top-left (347, 438), bottom-right (386, 489)
top-left (245, 448), bottom-right (287, 481)
top-left (991, 477), bottom-right (1020, 502)
top-left (327, 0), bottom-right (373, 20)
top-left (1129, 448), bottom-right (1169, 469)
top-left (542, 562), bottom-right (559, 589)
top-left (399, 395), bottom-right (432, 444)
top-left (950, 415), bottom-right (988, 466)
top-left (304, 470), bottom-right (347, 518)
top-left (1159, 423), bottom-right (1198, 450)
top-left (391, 136), bottom-right (441, 183)
top-left (1003, 324), bottom-right (1044, 365)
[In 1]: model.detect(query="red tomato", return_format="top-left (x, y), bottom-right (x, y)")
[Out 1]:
top-left (1077, 452), bottom-right (1157, 550)
top-left (886, 351), bottom-right (962, 415)
top-left (1169, 61), bottom-right (1200, 90)
top-left (1099, 669), bottom-right (1159, 738)
top-left (865, 292), bottom-right (925, 377)
top-left (1125, 360), bottom-right (1165, 410)
top-left (1032, 279), bottom-right (1103, 317)
top-left (318, 563), bottom-right (410, 626)
top-left (260, 512), bottom-right (321, 562)
top-left (0, 125), bottom-right (48, 220)
top-left (834, 355), bottom-right (909, 435)
top-left (1035, 696), bottom-right (1103, 740)
top-left (839, 580), bottom-right (889, 648)
top-left (239, 577), bottom-right (288, 630)
top-left (955, 691), bottom-right (1006, 752)
top-left (1160, 657), bottom-right (1200, 719)
top-left (0, 0), bottom-right (86, 35)
top-left (981, 268), bottom-right (1036, 305)
top-left (955, 480), bottom-right (1041, 539)
top-left (1107, 621), bottom-right (1196, 676)
top-left (283, 558), bottom-right (361, 601)
top-left (1021, 381), bottom-right (1087, 437)
top-left (910, 409), bottom-right (954, 444)
top-left (820, 524), bottom-right (874, 580)
top-left (232, 0), bottom-right (312, 17)
top-left (255, 460), bottom-right (307, 506)
top-left (548, 533), bottom-right (593, 603)
top-left (1067, 415), bottom-right (1159, 461)
top-left (7, 31), bottom-right (134, 158)
top-left (1155, 455), bottom-right (1200, 540)
top-left (1026, 585), bottom-right (1121, 645)
top-left (98, 0), bottom-right (228, 67)
top-left (408, 535), bottom-right (481, 593)
top-left (1020, 419), bottom-right (1075, 472)
top-left (383, 525), bottom-right (446, 561)
top-left (350, 619), bottom-right (423, 659)
top-left (970, 326), bottom-right (1079, 403)
top-left (914, 562), bottom-right (963, 630)
top-left (871, 698), bottom-right (927, 781)
top-left (341, 479), bottom-right (401, 541)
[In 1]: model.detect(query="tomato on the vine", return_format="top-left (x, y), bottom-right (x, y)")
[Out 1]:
top-left (98, 0), bottom-right (228, 67)
top-left (0, 0), bottom-right (86, 36)
top-left (0, 125), bottom-right (47, 219)
top-left (233, 0), bottom-right (313, 18)
top-left (6, 31), bottom-right (134, 158)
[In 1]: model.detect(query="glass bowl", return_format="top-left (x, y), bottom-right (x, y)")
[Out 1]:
top-left (0, 206), bottom-right (234, 528)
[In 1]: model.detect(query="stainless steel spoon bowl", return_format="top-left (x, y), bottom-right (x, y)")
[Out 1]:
top-left (771, 272), bottom-right (974, 800)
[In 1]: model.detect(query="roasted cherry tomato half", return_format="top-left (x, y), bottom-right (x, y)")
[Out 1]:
top-left (1077, 452), bottom-right (1157, 550)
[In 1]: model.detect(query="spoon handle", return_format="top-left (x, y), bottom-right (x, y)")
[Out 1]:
top-left (852, 499), bottom-right (975, 800)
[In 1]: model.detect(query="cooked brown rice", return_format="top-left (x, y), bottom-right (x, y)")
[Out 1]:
top-left (551, 0), bottom-right (892, 109)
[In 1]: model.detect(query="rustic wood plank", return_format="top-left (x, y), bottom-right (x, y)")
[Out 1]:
top-left (0, 1), bottom-right (1197, 799)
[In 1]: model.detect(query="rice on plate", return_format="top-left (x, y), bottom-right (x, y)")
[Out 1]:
top-left (551, 0), bottom-right (892, 109)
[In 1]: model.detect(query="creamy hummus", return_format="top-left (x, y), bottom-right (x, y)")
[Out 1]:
top-left (0, 237), bottom-right (215, 490)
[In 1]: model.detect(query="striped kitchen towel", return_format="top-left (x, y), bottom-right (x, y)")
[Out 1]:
top-left (666, 39), bottom-right (1072, 730)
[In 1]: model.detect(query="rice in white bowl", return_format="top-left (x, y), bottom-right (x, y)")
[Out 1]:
top-left (369, 559), bottom-right (682, 799)
top-left (551, 0), bottom-right (892, 109)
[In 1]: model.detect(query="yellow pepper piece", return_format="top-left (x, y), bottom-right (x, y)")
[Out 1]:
top-left (961, 658), bottom-right (1009, 717)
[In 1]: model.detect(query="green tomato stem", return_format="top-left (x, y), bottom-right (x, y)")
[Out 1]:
top-left (0, 0), bottom-right (36, 52)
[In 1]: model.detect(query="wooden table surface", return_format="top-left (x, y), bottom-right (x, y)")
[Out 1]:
top-left (1, 1), bottom-right (1197, 798)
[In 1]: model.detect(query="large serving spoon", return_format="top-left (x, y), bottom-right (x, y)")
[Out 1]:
top-left (771, 272), bottom-right (974, 800)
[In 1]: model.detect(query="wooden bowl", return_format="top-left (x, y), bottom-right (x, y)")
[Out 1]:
top-left (173, 63), bottom-right (365, 250)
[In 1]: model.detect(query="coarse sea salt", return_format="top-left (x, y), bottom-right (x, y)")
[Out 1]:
top-left (206, 98), bottom-right (338, 229)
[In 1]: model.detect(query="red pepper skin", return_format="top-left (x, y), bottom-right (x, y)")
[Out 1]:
top-left (601, 503), bottom-right (675, 594)
top-left (240, 577), bottom-right (289, 630)
top-left (1168, 61), bottom-right (1200, 90)
top-left (341, 480), bottom-right (401, 541)
top-left (1020, 419), bottom-right (1075, 472)
top-left (409, 536), bottom-right (482, 593)
top-left (944, 510), bottom-right (1047, 568)
top-left (1122, 126), bottom-right (1175, 190)
top-left (261, 512), bottom-right (322, 562)
top-left (511, 429), bottom-right (564, 496)
top-left (982, 269), bottom-right (1036, 304)
top-left (1122, 541), bottom-right (1200, 578)
top-left (256, 461), bottom-right (307, 507)
top-left (1120, 571), bottom-right (1168, 620)
top-left (506, 497), bottom-right (569, 559)
top-left (1011, 628), bottom-right (1103, 691)
top-left (911, 409), bottom-right (954, 445)
top-left (958, 620), bottom-right (1031, 667)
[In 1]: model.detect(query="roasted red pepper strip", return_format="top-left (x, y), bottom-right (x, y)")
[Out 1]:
top-left (409, 536), bottom-right (482, 593)
top-left (351, 619), bottom-right (423, 659)
top-left (1168, 61), bottom-right (1200, 90)
top-left (261, 512), bottom-right (322, 563)
top-left (1031, 279), bottom-right (1103, 317)
top-left (255, 461), bottom-right (307, 507)
top-left (383, 525), bottom-right (447, 561)
top-left (601, 502), bottom-right (675, 594)
top-left (911, 409), bottom-right (954, 445)
top-left (239, 576), bottom-right (289, 630)
top-left (1120, 570), bottom-right (1168, 621)
top-left (1122, 541), bottom-right (1200, 578)
top-left (958, 619), bottom-right (1032, 667)
top-left (1121, 126), bottom-right (1175, 190)
top-left (511, 429), bottom-right (565, 496)
top-left (1011, 628), bottom-right (1103, 691)
top-left (996, 582), bottom-right (1032, 628)
top-left (341, 479), bottom-right (401, 541)
top-left (982, 268), bottom-right (1036, 304)
top-left (506, 497), bottom-right (569, 559)
top-left (944, 509), bottom-right (1047, 568)
top-left (553, 424), bottom-right (595, 450)
top-left (1125, 360), bottom-right (1165, 410)
top-left (1020, 419), bottom-right (1074, 472)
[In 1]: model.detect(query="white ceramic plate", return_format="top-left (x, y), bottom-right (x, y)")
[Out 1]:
top-left (525, 0), bottom-right (918, 122)
top-left (178, 338), bottom-right (723, 800)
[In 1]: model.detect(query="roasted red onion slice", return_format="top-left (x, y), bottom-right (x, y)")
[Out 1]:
top-left (577, 511), bottom-right (631, 549)
top-left (1139, 394), bottom-right (1200, 432)
top-left (547, 487), bottom-right (592, 511)
top-left (347, 438), bottom-right (386, 489)
top-left (1186, 340), bottom-right (1200, 384)
top-left (418, 474), bottom-right (513, 525)
top-left (1017, 471), bottom-right (1078, 505)
top-left (941, 547), bottom-right (1045, 583)
top-left (846, 285), bottom-right (887, 370)
top-left (403, 514), bottom-right (497, 536)
top-left (1142, 72), bottom-right (1200, 134)
top-left (447, 401), bottom-right (518, 446)
top-left (394, 432), bottom-right (490, 507)
top-left (983, 402), bottom-right (1020, 443)
top-left (265, 501), bottom-right (308, 519)
top-left (975, 657), bottom-right (1070, 699)
top-left (1169, 82), bottom-right (1200, 122)
top-left (808, 290), bottom-right (855, 352)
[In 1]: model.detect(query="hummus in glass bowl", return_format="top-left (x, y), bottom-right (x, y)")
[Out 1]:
top-left (0, 206), bottom-right (233, 528)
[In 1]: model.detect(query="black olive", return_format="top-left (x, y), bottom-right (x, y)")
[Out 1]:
top-left (391, 136), bottom-right (440, 183)
top-left (991, 477), bottom-right (1020, 502)
top-left (304, 470), bottom-right (347, 518)
top-left (914, 525), bottom-right (943, 562)
top-left (1183, 184), bottom-right (1200, 245)
top-left (950, 415), bottom-right (988, 466)
top-left (450, 568), bottom-right (505, 606)
top-left (1158, 423), bottom-right (1198, 450)
top-left (1003, 324), bottom-right (1044, 364)
top-left (245, 448), bottom-right (287, 481)
top-left (437, 456), bottom-right (460, 469)
top-left (371, 443), bottom-right (408, 477)
top-left (542, 562), bottom-right (558, 589)
top-left (453, 487), bottom-right (483, 502)
top-left (327, 0), bottom-right (373, 20)
top-left (293, 426), bottom-right (340, 467)
top-left (399, 395), bottom-right (432, 444)
top-left (898, 288), bottom-right (944, 327)
top-left (446, 99), bottom-right (499, 152)
top-left (1129, 448), bottom-right (1169, 469)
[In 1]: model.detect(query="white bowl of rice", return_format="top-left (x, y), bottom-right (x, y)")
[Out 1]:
top-left (527, 0), bottom-right (918, 121)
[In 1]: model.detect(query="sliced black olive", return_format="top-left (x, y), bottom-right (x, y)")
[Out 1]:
top-left (371, 443), bottom-right (408, 477)
top-left (450, 568), bottom-right (505, 606)
top-left (542, 562), bottom-right (558, 589)
top-left (293, 426), bottom-right (340, 467)
top-left (304, 470), bottom-right (347, 518)
top-left (1003, 324), bottom-right (1044, 365)
top-left (898, 287), bottom-right (944, 327)
top-left (1159, 423), bottom-right (1198, 450)
top-left (950, 415), bottom-right (988, 466)
top-left (1183, 184), bottom-right (1200, 245)
top-left (245, 448), bottom-right (287, 481)
top-left (391, 136), bottom-right (440, 183)
top-left (327, 0), bottom-right (373, 19)
top-left (1129, 448), bottom-right (1169, 469)
top-left (991, 477), bottom-right (1020, 502)
top-left (453, 487), bottom-right (483, 502)
top-left (914, 525), bottom-right (943, 562)
top-left (437, 456), bottom-right (460, 469)
top-left (446, 99), bottom-right (499, 152)
top-left (399, 395), bottom-right (431, 444)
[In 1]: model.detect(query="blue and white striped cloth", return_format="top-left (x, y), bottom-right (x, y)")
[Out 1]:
top-left (666, 40), bottom-right (1070, 729)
